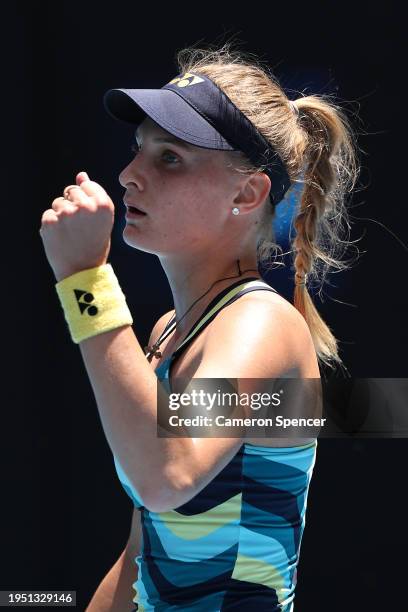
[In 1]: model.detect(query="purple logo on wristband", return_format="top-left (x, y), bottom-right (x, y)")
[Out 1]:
top-left (74, 289), bottom-right (98, 316)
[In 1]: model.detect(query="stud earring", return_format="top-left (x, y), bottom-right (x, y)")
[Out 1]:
top-left (232, 207), bottom-right (240, 215)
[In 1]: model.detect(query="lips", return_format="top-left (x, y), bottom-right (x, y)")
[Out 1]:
top-left (127, 205), bottom-right (146, 215)
top-left (124, 198), bottom-right (147, 216)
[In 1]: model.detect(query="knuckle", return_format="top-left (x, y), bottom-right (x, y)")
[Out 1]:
top-left (69, 186), bottom-right (82, 198)
top-left (80, 202), bottom-right (97, 213)
top-left (58, 208), bottom-right (72, 217)
top-left (41, 211), bottom-right (57, 225)
top-left (99, 199), bottom-right (113, 210)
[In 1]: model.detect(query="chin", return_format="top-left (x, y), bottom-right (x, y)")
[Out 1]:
top-left (122, 226), bottom-right (163, 255)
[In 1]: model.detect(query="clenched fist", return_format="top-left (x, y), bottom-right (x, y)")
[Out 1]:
top-left (39, 172), bottom-right (115, 282)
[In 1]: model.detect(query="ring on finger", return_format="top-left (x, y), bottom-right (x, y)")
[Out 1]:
top-left (63, 185), bottom-right (80, 200)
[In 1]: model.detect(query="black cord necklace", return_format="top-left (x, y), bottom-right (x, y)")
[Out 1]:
top-left (144, 259), bottom-right (260, 362)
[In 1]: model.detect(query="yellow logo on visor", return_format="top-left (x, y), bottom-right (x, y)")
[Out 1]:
top-left (168, 72), bottom-right (205, 87)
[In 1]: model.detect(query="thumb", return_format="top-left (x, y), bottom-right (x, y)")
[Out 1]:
top-left (76, 171), bottom-right (90, 185)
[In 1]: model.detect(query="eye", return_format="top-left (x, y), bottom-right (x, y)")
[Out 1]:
top-left (130, 142), bottom-right (180, 164)
top-left (161, 150), bottom-right (180, 164)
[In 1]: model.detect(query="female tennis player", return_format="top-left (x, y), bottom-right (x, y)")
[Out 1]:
top-left (39, 45), bottom-right (359, 611)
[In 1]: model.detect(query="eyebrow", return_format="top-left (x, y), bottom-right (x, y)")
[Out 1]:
top-left (135, 130), bottom-right (194, 150)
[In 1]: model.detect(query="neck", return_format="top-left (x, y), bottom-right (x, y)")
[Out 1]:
top-left (158, 250), bottom-right (261, 338)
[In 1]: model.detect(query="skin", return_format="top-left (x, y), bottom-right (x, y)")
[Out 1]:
top-left (39, 116), bottom-right (319, 513)
top-left (118, 117), bottom-right (272, 338)
top-left (41, 116), bottom-right (271, 336)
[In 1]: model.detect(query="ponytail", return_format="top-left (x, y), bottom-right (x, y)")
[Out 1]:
top-left (176, 43), bottom-right (361, 368)
top-left (292, 96), bottom-right (359, 366)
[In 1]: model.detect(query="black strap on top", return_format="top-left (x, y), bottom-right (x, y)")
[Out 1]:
top-left (166, 278), bottom-right (278, 379)
top-left (153, 277), bottom-right (261, 351)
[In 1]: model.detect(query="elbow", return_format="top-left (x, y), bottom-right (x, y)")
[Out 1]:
top-left (142, 491), bottom-right (182, 514)
top-left (137, 466), bottom-right (195, 513)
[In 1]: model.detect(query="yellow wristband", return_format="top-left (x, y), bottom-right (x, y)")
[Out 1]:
top-left (55, 264), bottom-right (133, 343)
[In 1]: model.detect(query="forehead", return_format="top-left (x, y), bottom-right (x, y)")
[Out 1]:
top-left (135, 117), bottom-right (227, 160)
top-left (134, 117), bottom-right (241, 178)
top-left (135, 117), bottom-right (170, 139)
top-left (135, 116), bottom-right (193, 146)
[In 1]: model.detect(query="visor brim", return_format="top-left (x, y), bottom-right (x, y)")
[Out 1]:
top-left (103, 88), bottom-right (236, 151)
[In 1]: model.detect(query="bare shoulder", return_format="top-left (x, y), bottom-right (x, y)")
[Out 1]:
top-left (148, 309), bottom-right (176, 346)
top-left (199, 289), bottom-right (318, 378)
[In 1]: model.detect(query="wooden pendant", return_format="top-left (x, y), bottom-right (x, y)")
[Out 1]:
top-left (144, 344), bottom-right (162, 362)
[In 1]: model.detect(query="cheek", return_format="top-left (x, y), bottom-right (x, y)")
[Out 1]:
top-left (186, 170), bottom-right (229, 211)
top-left (157, 199), bottom-right (213, 247)
top-left (156, 164), bottom-right (229, 226)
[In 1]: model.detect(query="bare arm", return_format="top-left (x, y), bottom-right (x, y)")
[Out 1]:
top-left (77, 288), bottom-right (315, 512)
top-left (85, 507), bottom-right (142, 612)
top-left (78, 323), bottom-right (195, 512)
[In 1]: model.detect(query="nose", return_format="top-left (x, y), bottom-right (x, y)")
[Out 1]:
top-left (118, 158), bottom-right (143, 190)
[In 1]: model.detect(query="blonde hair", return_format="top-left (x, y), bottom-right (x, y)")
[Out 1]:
top-left (175, 42), bottom-right (360, 369)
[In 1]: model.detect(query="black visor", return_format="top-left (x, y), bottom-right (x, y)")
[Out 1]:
top-left (104, 72), bottom-right (292, 205)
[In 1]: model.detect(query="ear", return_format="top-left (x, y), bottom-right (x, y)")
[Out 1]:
top-left (233, 172), bottom-right (271, 213)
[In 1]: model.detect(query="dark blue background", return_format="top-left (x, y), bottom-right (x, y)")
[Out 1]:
top-left (2, 1), bottom-right (407, 610)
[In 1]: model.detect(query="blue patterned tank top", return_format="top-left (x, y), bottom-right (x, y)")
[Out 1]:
top-left (113, 278), bottom-right (318, 611)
